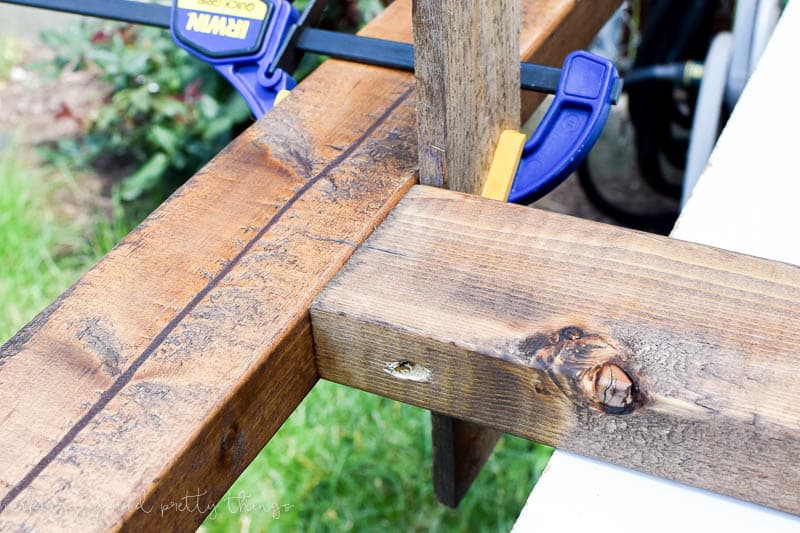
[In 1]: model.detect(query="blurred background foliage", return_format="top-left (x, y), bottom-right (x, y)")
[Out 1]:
top-left (34, 0), bottom-right (397, 204)
top-left (36, 23), bottom-right (251, 202)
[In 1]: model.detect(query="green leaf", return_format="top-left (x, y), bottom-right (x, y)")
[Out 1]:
top-left (153, 98), bottom-right (188, 118)
top-left (147, 125), bottom-right (179, 156)
top-left (120, 152), bottom-right (169, 201)
top-left (128, 86), bottom-right (152, 113)
top-left (87, 49), bottom-right (122, 73)
top-left (120, 51), bottom-right (149, 76)
top-left (95, 105), bottom-right (119, 131)
top-left (202, 117), bottom-right (233, 142)
top-left (198, 94), bottom-right (220, 119)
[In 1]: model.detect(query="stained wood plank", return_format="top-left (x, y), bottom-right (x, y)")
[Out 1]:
top-left (412, 0), bottom-right (519, 506)
top-left (0, 1), bottom-right (620, 529)
top-left (429, 411), bottom-right (506, 507)
top-left (413, 0), bottom-right (520, 192)
top-left (311, 185), bottom-right (800, 516)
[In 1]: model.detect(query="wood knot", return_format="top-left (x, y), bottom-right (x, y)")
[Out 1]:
top-left (220, 421), bottom-right (245, 466)
top-left (583, 362), bottom-right (636, 414)
top-left (559, 327), bottom-right (584, 342)
top-left (522, 327), bottom-right (642, 415)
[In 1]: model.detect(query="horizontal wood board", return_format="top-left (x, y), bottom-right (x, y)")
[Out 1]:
top-left (312, 185), bottom-right (800, 515)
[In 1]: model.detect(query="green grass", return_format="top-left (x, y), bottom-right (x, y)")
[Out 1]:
top-left (0, 144), bottom-right (150, 341)
top-left (0, 144), bottom-right (79, 339)
top-left (200, 385), bottom-right (552, 532)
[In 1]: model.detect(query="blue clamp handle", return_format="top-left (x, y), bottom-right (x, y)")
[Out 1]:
top-left (170, 0), bottom-right (298, 118)
top-left (508, 51), bottom-right (620, 205)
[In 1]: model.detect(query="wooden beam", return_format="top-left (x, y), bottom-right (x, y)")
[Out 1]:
top-left (311, 185), bottom-right (800, 516)
top-left (0, 1), bottom-right (619, 529)
top-left (412, 0), bottom-right (520, 507)
top-left (413, 0), bottom-right (520, 192)
top-left (517, 4), bottom-right (800, 527)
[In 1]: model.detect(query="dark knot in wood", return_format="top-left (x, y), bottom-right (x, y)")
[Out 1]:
top-left (522, 327), bottom-right (641, 415)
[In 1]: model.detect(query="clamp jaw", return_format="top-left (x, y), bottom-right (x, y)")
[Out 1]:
top-left (171, 0), bottom-right (299, 118)
top-left (484, 51), bottom-right (621, 204)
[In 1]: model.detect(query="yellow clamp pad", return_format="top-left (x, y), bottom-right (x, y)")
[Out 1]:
top-left (275, 89), bottom-right (291, 106)
top-left (481, 130), bottom-right (527, 201)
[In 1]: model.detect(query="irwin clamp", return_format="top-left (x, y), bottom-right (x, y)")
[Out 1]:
top-left (1, 0), bottom-right (622, 202)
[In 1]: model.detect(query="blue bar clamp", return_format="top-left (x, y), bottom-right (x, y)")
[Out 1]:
top-left (169, 0), bottom-right (620, 202)
top-left (171, 0), bottom-right (300, 118)
top-left (485, 51), bottom-right (620, 204)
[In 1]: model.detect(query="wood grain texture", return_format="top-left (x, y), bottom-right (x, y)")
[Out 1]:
top-left (412, 0), bottom-right (519, 507)
top-left (311, 185), bottom-right (800, 515)
top-left (413, 0), bottom-right (520, 192)
top-left (0, 1), bottom-right (620, 530)
top-left (429, 410), bottom-right (506, 507)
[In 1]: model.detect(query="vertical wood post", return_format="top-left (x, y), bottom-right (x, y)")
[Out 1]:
top-left (412, 0), bottom-right (520, 507)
